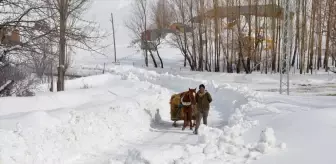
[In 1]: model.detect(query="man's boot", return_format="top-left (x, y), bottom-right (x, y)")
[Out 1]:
top-left (193, 128), bottom-right (198, 135)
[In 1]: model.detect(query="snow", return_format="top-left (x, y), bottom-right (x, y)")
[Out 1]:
top-left (4, 63), bottom-right (335, 163)
top-left (0, 66), bottom-right (287, 164)
top-left (255, 127), bottom-right (277, 153)
top-left (0, 73), bottom-right (173, 163)
top-left (246, 95), bottom-right (336, 164)
top-left (2, 65), bottom-right (336, 164)
top-left (1, 0), bottom-right (336, 164)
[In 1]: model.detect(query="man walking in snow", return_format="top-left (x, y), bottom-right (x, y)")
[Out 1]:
top-left (193, 84), bottom-right (212, 135)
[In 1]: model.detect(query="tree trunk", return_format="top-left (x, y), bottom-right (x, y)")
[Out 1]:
top-left (300, 0), bottom-right (306, 74)
top-left (317, 0), bottom-right (323, 69)
top-left (190, 0), bottom-right (197, 70)
top-left (149, 50), bottom-right (158, 67)
top-left (209, 21), bottom-right (213, 71)
top-left (213, 0), bottom-right (220, 72)
top-left (292, 0), bottom-right (300, 67)
top-left (324, 0), bottom-right (332, 71)
top-left (230, 17), bottom-right (234, 73)
top-left (57, 0), bottom-right (67, 91)
top-left (205, 18), bottom-right (209, 71)
top-left (247, 0), bottom-right (252, 73)
top-left (156, 49), bottom-right (163, 68)
top-left (197, 0), bottom-right (204, 71)
top-left (277, 22), bottom-right (281, 73)
top-left (271, 4), bottom-right (276, 72)
top-left (308, 0), bottom-right (316, 74)
top-left (264, 0), bottom-right (268, 74)
top-left (182, 1), bottom-right (187, 68)
top-left (145, 50), bottom-right (149, 67)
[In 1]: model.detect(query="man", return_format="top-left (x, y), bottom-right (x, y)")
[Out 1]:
top-left (194, 84), bottom-right (212, 135)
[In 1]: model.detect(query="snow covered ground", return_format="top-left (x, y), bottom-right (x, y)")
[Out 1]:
top-left (2, 0), bottom-right (336, 163)
top-left (0, 65), bottom-right (276, 164)
top-left (1, 63), bottom-right (336, 164)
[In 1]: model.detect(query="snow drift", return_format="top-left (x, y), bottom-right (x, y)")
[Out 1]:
top-left (88, 65), bottom-right (286, 163)
top-left (0, 65), bottom-right (285, 164)
top-left (0, 73), bottom-right (172, 164)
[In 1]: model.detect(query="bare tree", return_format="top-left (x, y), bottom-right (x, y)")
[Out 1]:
top-left (149, 0), bottom-right (175, 68)
top-left (125, 0), bottom-right (152, 67)
top-left (40, 0), bottom-right (107, 91)
top-left (0, 0), bottom-right (108, 96)
top-left (165, 0), bottom-right (196, 70)
top-left (0, 0), bottom-right (53, 96)
top-left (324, 0), bottom-right (333, 70)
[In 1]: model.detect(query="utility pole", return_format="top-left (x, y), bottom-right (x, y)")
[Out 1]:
top-left (57, 0), bottom-right (68, 91)
top-left (111, 13), bottom-right (117, 63)
top-left (279, 0), bottom-right (294, 95)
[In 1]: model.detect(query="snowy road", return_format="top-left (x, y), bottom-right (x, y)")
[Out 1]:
top-left (2, 64), bottom-right (336, 164)
top-left (0, 64), bottom-right (280, 164)
top-left (60, 65), bottom-right (283, 164)
top-left (2, 0), bottom-right (336, 162)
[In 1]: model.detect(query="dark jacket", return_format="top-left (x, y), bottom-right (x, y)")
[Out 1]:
top-left (196, 90), bottom-right (212, 112)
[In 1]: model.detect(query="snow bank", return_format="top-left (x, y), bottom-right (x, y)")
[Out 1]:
top-left (169, 126), bottom-right (284, 163)
top-left (85, 65), bottom-right (285, 163)
top-left (104, 65), bottom-right (254, 120)
top-left (1, 63), bottom-right (286, 163)
top-left (0, 73), bottom-right (173, 164)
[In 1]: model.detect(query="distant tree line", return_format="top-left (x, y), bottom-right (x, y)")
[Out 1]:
top-left (127, 0), bottom-right (336, 74)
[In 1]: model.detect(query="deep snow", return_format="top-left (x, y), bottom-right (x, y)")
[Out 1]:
top-left (0, 73), bottom-right (169, 163)
top-left (2, 64), bottom-right (336, 164)
top-left (2, 0), bottom-right (336, 163)
top-left (0, 65), bottom-right (290, 164)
